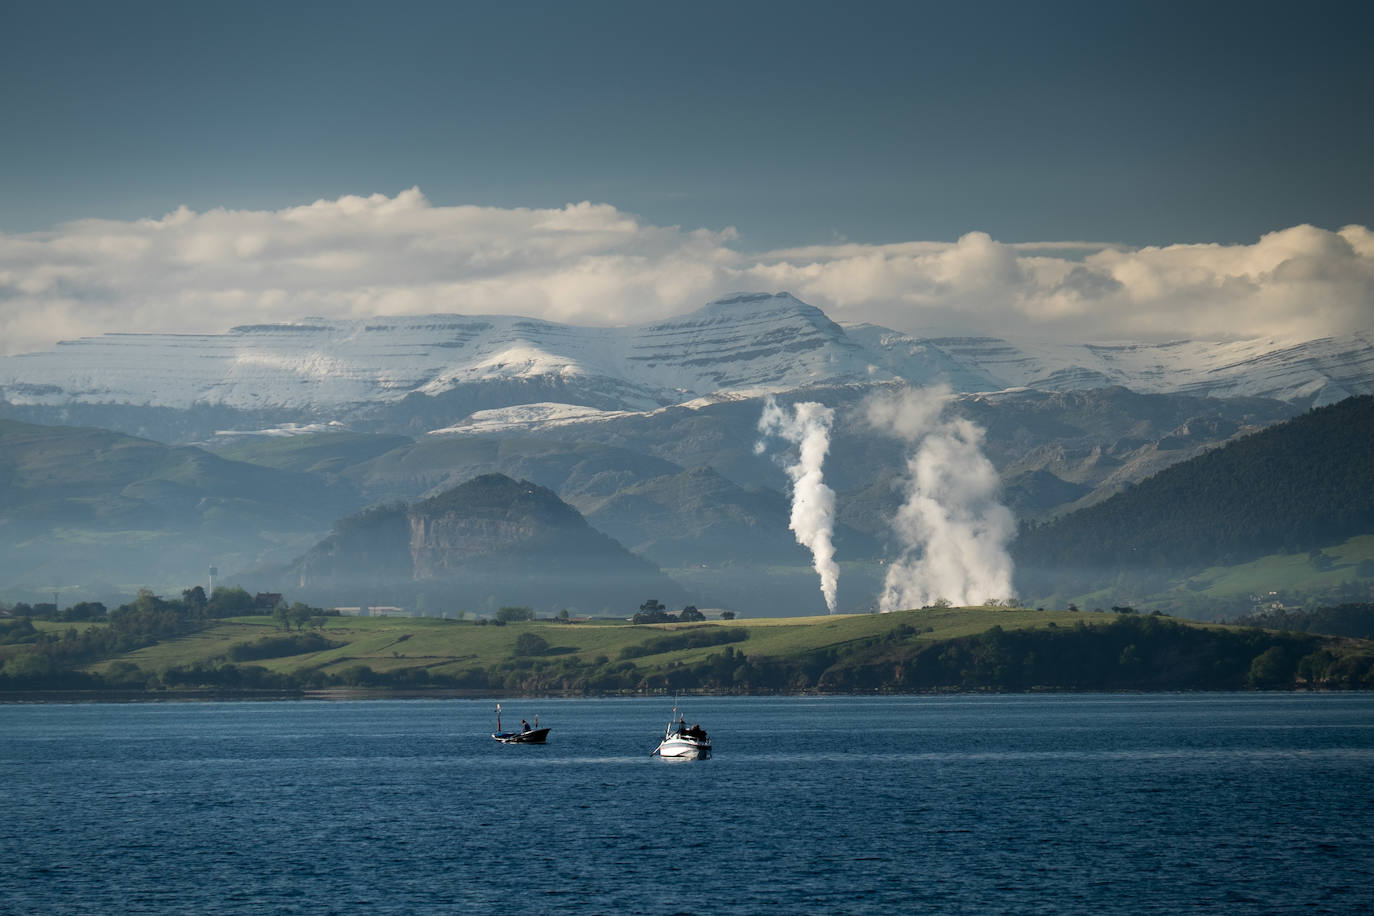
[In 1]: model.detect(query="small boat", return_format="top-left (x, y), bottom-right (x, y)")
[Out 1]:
top-left (652, 704), bottom-right (711, 760)
top-left (491, 704), bottom-right (549, 744)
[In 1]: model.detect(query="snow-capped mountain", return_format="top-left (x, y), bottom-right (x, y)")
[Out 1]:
top-left (849, 327), bottom-right (1374, 405)
top-left (0, 293), bottom-right (879, 413)
top-left (1, 292), bottom-right (1370, 442)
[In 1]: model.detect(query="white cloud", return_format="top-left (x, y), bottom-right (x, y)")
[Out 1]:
top-left (1, 188), bottom-right (1370, 355)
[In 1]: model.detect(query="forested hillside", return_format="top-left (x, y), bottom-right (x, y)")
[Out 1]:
top-left (1014, 396), bottom-right (1374, 580)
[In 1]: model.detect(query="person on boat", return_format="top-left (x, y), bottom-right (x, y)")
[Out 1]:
top-left (521, 719), bottom-right (530, 733)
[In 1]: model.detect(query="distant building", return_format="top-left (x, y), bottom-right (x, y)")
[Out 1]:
top-left (368, 606), bottom-right (409, 617)
top-left (331, 605), bottom-right (409, 617)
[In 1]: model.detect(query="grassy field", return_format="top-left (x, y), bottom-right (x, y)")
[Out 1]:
top-left (80, 606), bottom-right (1109, 685)
top-left (1046, 535), bottom-right (1374, 618)
top-left (1183, 535), bottom-right (1374, 597)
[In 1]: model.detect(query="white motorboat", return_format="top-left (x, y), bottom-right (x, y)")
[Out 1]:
top-left (652, 705), bottom-right (711, 759)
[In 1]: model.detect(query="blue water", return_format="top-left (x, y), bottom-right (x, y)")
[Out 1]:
top-left (2, 694), bottom-right (1372, 914)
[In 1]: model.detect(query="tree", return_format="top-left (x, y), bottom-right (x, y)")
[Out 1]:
top-left (720, 611), bottom-right (736, 620)
top-left (1247, 646), bottom-right (1292, 688)
top-left (288, 603), bottom-right (313, 631)
top-left (678, 605), bottom-right (704, 622)
top-left (182, 586), bottom-right (207, 611)
top-left (208, 586), bottom-right (255, 618)
top-left (631, 600), bottom-right (675, 624)
top-left (65, 601), bottom-right (107, 621)
top-left (497, 606), bottom-right (534, 623)
top-left (133, 588), bottom-right (164, 615)
top-left (513, 632), bottom-right (549, 656)
top-left (557, 609), bottom-right (570, 622)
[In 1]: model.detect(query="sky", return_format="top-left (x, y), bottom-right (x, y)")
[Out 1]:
top-left (2, 0), bottom-right (1371, 355)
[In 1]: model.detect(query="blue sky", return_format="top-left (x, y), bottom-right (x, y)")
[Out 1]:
top-left (5, 1), bottom-right (1370, 248)
top-left (1, 1), bottom-right (1371, 353)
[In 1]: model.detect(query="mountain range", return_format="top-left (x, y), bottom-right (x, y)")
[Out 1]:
top-left (2, 293), bottom-right (1370, 446)
top-left (1, 292), bottom-right (1371, 614)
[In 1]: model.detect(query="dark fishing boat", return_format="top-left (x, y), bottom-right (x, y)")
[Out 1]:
top-left (491, 703), bottom-right (549, 744)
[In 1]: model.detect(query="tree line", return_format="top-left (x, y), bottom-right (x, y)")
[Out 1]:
top-left (4, 589), bottom-right (1372, 695)
top-left (0, 586), bottom-right (334, 689)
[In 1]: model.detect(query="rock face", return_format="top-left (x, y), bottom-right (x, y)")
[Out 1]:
top-left (408, 475), bottom-right (602, 577)
top-left (290, 474), bottom-right (683, 613)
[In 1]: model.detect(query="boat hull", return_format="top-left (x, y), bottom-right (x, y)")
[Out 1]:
top-left (656, 736), bottom-right (711, 759)
top-left (493, 728), bottom-right (550, 744)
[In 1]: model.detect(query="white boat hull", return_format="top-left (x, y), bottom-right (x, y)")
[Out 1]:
top-left (656, 735), bottom-right (711, 759)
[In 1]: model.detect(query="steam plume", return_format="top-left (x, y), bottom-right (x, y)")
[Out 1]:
top-left (756, 397), bottom-right (840, 613)
top-left (868, 386), bottom-right (1015, 611)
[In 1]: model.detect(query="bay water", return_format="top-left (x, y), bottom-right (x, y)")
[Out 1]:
top-left (2, 694), bottom-right (1371, 914)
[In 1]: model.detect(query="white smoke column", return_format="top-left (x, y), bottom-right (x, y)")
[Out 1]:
top-left (868, 386), bottom-right (1015, 611)
top-left (756, 397), bottom-right (840, 613)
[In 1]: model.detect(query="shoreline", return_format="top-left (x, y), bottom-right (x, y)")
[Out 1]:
top-left (2, 686), bottom-right (1362, 703)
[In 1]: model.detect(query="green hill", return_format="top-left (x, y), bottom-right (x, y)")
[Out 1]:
top-left (4, 598), bottom-right (1371, 695)
top-left (1014, 396), bottom-right (1374, 603)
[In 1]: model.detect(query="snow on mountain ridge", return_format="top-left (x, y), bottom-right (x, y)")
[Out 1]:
top-left (851, 325), bottom-right (1374, 405)
top-left (1, 294), bottom-right (1370, 423)
top-left (0, 293), bottom-right (879, 412)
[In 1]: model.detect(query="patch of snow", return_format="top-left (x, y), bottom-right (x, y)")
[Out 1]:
top-left (428, 403), bottom-right (644, 436)
top-left (212, 421), bottom-right (352, 438)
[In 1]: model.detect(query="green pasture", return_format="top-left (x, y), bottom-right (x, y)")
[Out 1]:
top-left (83, 605), bottom-right (1104, 681)
top-left (1182, 535), bottom-right (1374, 598)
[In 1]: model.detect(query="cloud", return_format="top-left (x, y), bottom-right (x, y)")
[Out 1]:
top-left (744, 225), bottom-right (1374, 342)
top-left (1, 188), bottom-right (1370, 355)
